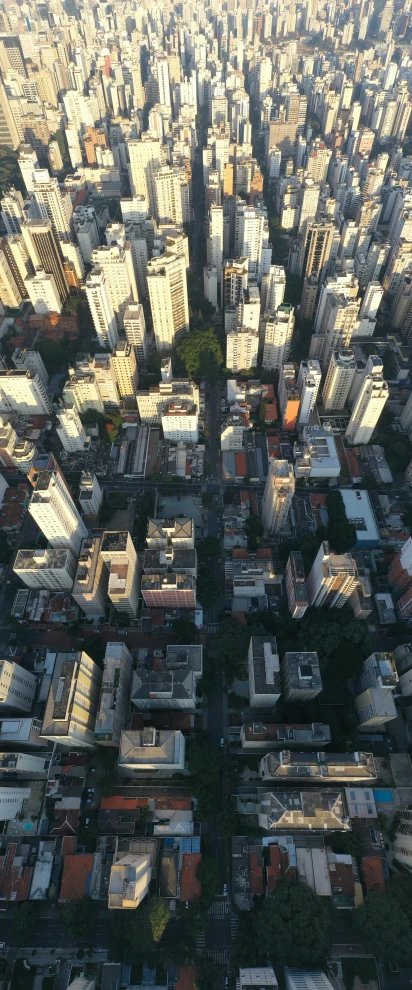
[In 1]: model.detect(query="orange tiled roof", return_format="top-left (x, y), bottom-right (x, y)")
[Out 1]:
top-left (59, 854), bottom-right (95, 901)
top-left (179, 853), bottom-right (202, 901)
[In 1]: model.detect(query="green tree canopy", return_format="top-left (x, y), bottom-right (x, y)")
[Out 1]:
top-left (388, 873), bottom-right (412, 927)
top-left (148, 897), bottom-right (170, 942)
top-left (356, 891), bottom-right (412, 964)
top-left (175, 327), bottom-right (224, 378)
top-left (256, 878), bottom-right (332, 966)
top-left (11, 902), bottom-right (35, 945)
top-left (61, 898), bottom-right (96, 939)
top-left (194, 959), bottom-right (222, 990)
top-left (197, 536), bottom-right (220, 562)
top-left (196, 854), bottom-right (220, 900)
top-left (172, 617), bottom-right (198, 644)
top-left (187, 740), bottom-right (221, 819)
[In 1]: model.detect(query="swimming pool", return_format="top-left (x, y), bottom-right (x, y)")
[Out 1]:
top-left (373, 788), bottom-right (393, 802)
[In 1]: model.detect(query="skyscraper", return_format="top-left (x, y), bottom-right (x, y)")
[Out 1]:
top-left (56, 408), bottom-right (87, 452)
top-left (322, 349), bottom-right (356, 411)
top-left (261, 306), bottom-right (295, 371)
top-left (29, 470), bottom-right (88, 553)
top-left (307, 542), bottom-right (359, 608)
top-left (30, 170), bottom-right (73, 242)
top-left (128, 137), bottom-right (162, 214)
top-left (345, 356), bottom-right (389, 445)
top-left (147, 252), bottom-right (189, 352)
top-left (299, 221), bottom-right (334, 281)
top-left (297, 359), bottom-right (322, 425)
top-left (100, 531), bottom-right (140, 617)
top-left (21, 219), bottom-right (69, 306)
top-left (261, 459), bottom-right (295, 533)
top-left (85, 268), bottom-right (119, 349)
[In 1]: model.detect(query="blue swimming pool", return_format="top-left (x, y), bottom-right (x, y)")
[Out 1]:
top-left (373, 789), bottom-right (393, 802)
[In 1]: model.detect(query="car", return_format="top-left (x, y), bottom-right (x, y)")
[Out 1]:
top-left (84, 818), bottom-right (91, 826)
top-left (220, 737), bottom-right (225, 747)
top-left (0, 943), bottom-right (5, 949)
top-left (86, 797), bottom-right (93, 803)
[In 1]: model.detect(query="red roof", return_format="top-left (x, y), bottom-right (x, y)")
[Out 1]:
top-left (179, 853), bottom-right (202, 901)
top-left (362, 857), bottom-right (385, 893)
top-left (101, 796), bottom-right (140, 810)
top-left (265, 402), bottom-right (278, 421)
top-left (248, 852), bottom-right (264, 894)
top-left (235, 452), bottom-right (247, 477)
top-left (59, 854), bottom-right (95, 901)
top-left (155, 797), bottom-right (192, 810)
top-left (176, 966), bottom-right (197, 990)
top-left (0, 844), bottom-right (32, 901)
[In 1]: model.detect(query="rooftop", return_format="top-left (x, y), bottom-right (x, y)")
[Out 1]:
top-left (282, 652), bottom-right (322, 693)
top-left (249, 637), bottom-right (280, 697)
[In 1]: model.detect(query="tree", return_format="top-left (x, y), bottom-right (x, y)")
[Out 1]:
top-left (326, 490), bottom-right (356, 553)
top-left (388, 873), bottom-right (412, 927)
top-left (0, 530), bottom-right (10, 565)
top-left (37, 337), bottom-right (68, 374)
top-left (197, 536), bottom-right (220, 562)
top-left (245, 516), bottom-right (264, 550)
top-left (196, 855), bottom-right (219, 900)
top-left (61, 898), bottom-right (96, 939)
top-left (356, 891), bottom-right (412, 964)
top-left (197, 569), bottom-right (219, 607)
top-left (325, 829), bottom-right (364, 859)
top-left (11, 902), bottom-right (35, 945)
top-left (187, 740), bottom-right (221, 820)
top-left (201, 492), bottom-right (214, 507)
top-left (172, 617), bottom-right (197, 644)
top-left (256, 878), bottom-right (332, 966)
top-left (175, 327), bottom-right (224, 378)
top-left (194, 959), bottom-right (222, 990)
top-left (148, 897), bottom-right (170, 942)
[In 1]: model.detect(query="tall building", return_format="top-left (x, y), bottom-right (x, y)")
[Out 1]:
top-left (299, 222), bottom-right (334, 281)
top-left (111, 341), bottom-right (138, 398)
top-left (154, 166), bottom-right (183, 225)
top-left (1, 187), bottom-right (25, 235)
top-left (235, 203), bottom-right (270, 283)
top-left (123, 304), bottom-right (149, 363)
top-left (100, 531), bottom-right (140, 617)
top-left (322, 349), bottom-right (356, 411)
top-left (345, 355), bottom-right (389, 445)
top-left (207, 204), bottom-right (224, 290)
top-left (21, 220), bottom-right (69, 307)
top-left (0, 659), bottom-right (36, 713)
top-left (0, 244), bottom-right (24, 307)
top-left (0, 370), bottom-right (52, 415)
top-left (307, 542), bottom-right (359, 608)
top-left (223, 258), bottom-right (249, 309)
top-left (297, 359), bottom-right (321, 425)
top-left (85, 269), bottom-right (119, 349)
top-left (78, 473), bottom-right (103, 516)
top-left (0, 81), bottom-right (20, 150)
top-left (40, 651), bottom-right (102, 749)
top-left (161, 400), bottom-right (199, 442)
top-left (281, 652), bottom-right (322, 702)
top-left (25, 270), bottom-right (62, 315)
top-left (18, 144), bottom-right (39, 195)
top-left (90, 245), bottom-right (139, 330)
top-left (260, 265), bottom-right (286, 312)
top-left (12, 349), bottom-right (48, 387)
top-left (147, 252), bottom-right (189, 352)
top-left (29, 470), bottom-right (88, 553)
top-left (226, 327), bottom-right (259, 373)
top-left (14, 548), bottom-right (77, 590)
top-left (278, 363), bottom-right (300, 431)
top-left (247, 636), bottom-right (280, 708)
top-left (56, 408), bottom-right (87, 453)
top-left (285, 551), bottom-right (309, 619)
top-left (128, 137), bottom-right (162, 213)
top-left (30, 170), bottom-right (72, 242)
top-left (95, 642), bottom-right (133, 747)
top-left (262, 459), bottom-right (295, 533)
top-left (71, 536), bottom-right (108, 618)
top-left (261, 305), bottom-right (295, 372)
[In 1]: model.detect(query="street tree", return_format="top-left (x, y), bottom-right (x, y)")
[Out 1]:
top-left (256, 878), bottom-right (332, 966)
top-left (356, 891), bottom-right (412, 964)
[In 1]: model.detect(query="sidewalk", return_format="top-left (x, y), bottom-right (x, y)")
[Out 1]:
top-left (12, 949), bottom-right (108, 963)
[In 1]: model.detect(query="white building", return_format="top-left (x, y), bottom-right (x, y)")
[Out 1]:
top-left (71, 536), bottom-right (108, 619)
top-left (78, 472), bottom-right (103, 516)
top-left (345, 355), bottom-right (389, 445)
top-left (322, 349), bottom-right (356, 411)
top-left (25, 270), bottom-right (62, 315)
top-left (14, 547), bottom-right (77, 590)
top-left (0, 370), bottom-right (52, 415)
top-left (40, 651), bottom-right (102, 749)
top-left (30, 169), bottom-right (72, 242)
top-left (123, 304), bottom-right (149, 364)
top-left (29, 470), bottom-right (88, 553)
top-left (0, 659), bottom-right (36, 713)
top-left (297, 359), bottom-right (321, 425)
top-left (226, 327), bottom-right (259, 373)
top-left (95, 642), bottom-right (133, 746)
top-left (12, 349), bottom-right (48, 387)
top-left (161, 401), bottom-right (199, 443)
top-left (85, 268), bottom-right (120, 348)
top-left (238, 969), bottom-right (278, 989)
top-left (147, 252), bottom-right (189, 352)
top-left (108, 854), bottom-right (152, 909)
top-left (154, 165), bottom-right (183, 225)
top-left (261, 306), bottom-right (295, 371)
top-left (294, 425), bottom-right (340, 479)
top-left (128, 136), bottom-right (162, 212)
top-left (262, 459), bottom-right (295, 533)
top-left (248, 636), bottom-right (280, 708)
top-left (0, 786), bottom-right (31, 822)
top-left (393, 811), bottom-right (412, 870)
top-left (284, 971), bottom-right (334, 990)
top-left (100, 531), bottom-right (140, 617)
top-left (260, 266), bottom-right (286, 313)
top-left (307, 542), bottom-right (359, 608)
top-left (57, 408), bottom-right (87, 453)
top-left (207, 204), bottom-right (224, 287)
top-left (204, 265), bottom-right (218, 309)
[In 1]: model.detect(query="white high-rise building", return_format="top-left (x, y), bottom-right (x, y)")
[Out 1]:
top-left (25, 270), bottom-right (62, 315)
top-left (1, 187), bottom-right (25, 235)
top-left (78, 473), bottom-right (103, 516)
top-left (111, 341), bottom-right (138, 398)
top-left (359, 281), bottom-right (383, 320)
top-left (147, 252), bottom-right (189, 352)
top-left (0, 245), bottom-right (24, 307)
top-left (29, 470), bottom-right (88, 553)
top-left (297, 359), bottom-right (322, 425)
top-left (298, 179), bottom-right (320, 234)
top-left (30, 169), bottom-right (72, 242)
top-left (260, 265), bottom-right (286, 313)
top-left (262, 459), bottom-right (295, 533)
top-left (123, 304), bottom-right (149, 364)
top-left (207, 205), bottom-right (224, 288)
top-left (0, 659), bottom-right (36, 712)
top-left (57, 408), bottom-right (87, 452)
top-left (261, 306), bottom-right (295, 371)
top-left (345, 355), bottom-right (389, 445)
top-left (235, 204), bottom-right (270, 283)
top-left (322, 349), bottom-right (356, 411)
top-left (161, 400), bottom-right (199, 442)
top-left (71, 536), bottom-right (108, 618)
top-left (154, 166), bottom-right (183, 225)
top-left (128, 137), bottom-right (163, 214)
top-left (14, 547), bottom-right (77, 590)
top-left (226, 327), bottom-right (259, 373)
top-left (157, 55), bottom-right (171, 107)
top-left (108, 854), bottom-right (152, 909)
top-left (100, 531), bottom-right (140, 617)
top-left (85, 268), bottom-right (119, 350)
top-left (90, 244), bottom-right (139, 330)
top-left (18, 144), bottom-right (40, 195)
top-left (307, 542), bottom-right (359, 608)
top-left (12, 349), bottom-right (48, 387)
top-left (0, 370), bottom-right (52, 415)
top-left (40, 650), bottom-right (102, 749)
top-left (204, 265), bottom-right (218, 308)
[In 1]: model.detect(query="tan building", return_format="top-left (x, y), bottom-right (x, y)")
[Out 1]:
top-left (100, 531), bottom-right (140, 617)
top-left (108, 854), bottom-right (152, 909)
top-left (111, 341), bottom-right (138, 398)
top-left (71, 537), bottom-right (109, 618)
top-left (40, 651), bottom-right (102, 749)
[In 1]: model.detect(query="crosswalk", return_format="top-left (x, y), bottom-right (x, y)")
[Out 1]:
top-left (207, 623), bottom-right (219, 633)
top-left (195, 933), bottom-right (206, 949)
top-left (209, 899), bottom-right (229, 915)
top-left (205, 948), bottom-right (229, 964)
top-left (230, 916), bottom-right (239, 941)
